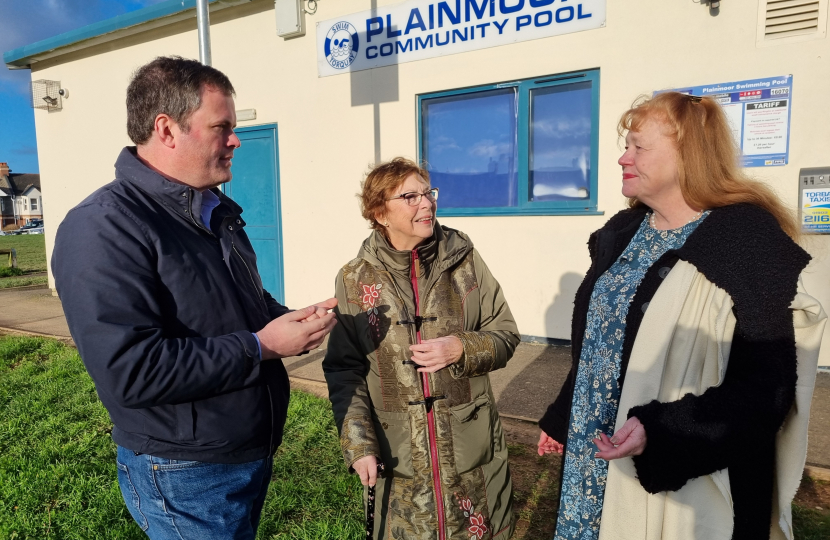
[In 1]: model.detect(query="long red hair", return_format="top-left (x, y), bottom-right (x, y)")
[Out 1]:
top-left (618, 92), bottom-right (798, 240)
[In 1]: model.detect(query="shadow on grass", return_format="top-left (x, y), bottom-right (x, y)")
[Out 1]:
top-left (509, 443), bottom-right (560, 539)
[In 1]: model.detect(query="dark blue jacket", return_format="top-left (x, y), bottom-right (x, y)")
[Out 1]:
top-left (52, 147), bottom-right (290, 463)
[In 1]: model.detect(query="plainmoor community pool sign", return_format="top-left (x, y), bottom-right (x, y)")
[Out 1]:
top-left (316, 0), bottom-right (607, 77)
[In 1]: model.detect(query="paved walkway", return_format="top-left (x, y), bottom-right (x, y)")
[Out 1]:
top-left (0, 286), bottom-right (72, 341)
top-left (3, 285), bottom-right (829, 472)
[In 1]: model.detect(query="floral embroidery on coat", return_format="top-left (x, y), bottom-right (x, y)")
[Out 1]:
top-left (362, 283), bottom-right (380, 307)
top-left (456, 493), bottom-right (489, 540)
top-left (554, 212), bottom-right (709, 540)
top-left (360, 283), bottom-right (383, 339)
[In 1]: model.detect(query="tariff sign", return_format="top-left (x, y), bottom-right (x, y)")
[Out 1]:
top-left (658, 75), bottom-right (792, 167)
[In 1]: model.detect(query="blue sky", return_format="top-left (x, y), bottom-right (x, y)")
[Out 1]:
top-left (0, 0), bottom-right (167, 174)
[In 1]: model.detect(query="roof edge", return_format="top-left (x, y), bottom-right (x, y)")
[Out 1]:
top-left (4, 0), bottom-right (250, 69)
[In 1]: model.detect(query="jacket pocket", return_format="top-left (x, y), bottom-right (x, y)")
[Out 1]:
top-left (372, 409), bottom-right (414, 478)
top-left (176, 403), bottom-right (196, 441)
top-left (450, 395), bottom-right (494, 474)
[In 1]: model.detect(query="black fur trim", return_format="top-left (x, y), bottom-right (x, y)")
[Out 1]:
top-left (630, 330), bottom-right (796, 540)
top-left (674, 203), bottom-right (809, 340)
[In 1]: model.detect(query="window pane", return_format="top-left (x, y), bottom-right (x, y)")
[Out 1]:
top-left (422, 88), bottom-right (518, 208)
top-left (529, 81), bottom-right (593, 202)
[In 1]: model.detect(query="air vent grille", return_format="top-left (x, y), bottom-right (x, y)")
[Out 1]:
top-left (764, 0), bottom-right (821, 39)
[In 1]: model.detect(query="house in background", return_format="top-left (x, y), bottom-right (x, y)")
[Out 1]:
top-left (0, 162), bottom-right (42, 229)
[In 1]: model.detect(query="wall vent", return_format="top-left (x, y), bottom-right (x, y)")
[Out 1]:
top-left (758, 0), bottom-right (828, 45)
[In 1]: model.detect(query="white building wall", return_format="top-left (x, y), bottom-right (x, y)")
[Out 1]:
top-left (29, 0), bottom-right (830, 365)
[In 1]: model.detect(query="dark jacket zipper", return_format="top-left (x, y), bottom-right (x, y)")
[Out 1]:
top-left (232, 244), bottom-right (264, 302)
top-left (187, 189), bottom-right (273, 453)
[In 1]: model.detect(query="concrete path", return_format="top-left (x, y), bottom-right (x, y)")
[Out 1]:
top-left (3, 285), bottom-right (829, 472)
top-left (0, 286), bottom-right (72, 341)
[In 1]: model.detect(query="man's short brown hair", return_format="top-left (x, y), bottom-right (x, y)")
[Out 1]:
top-left (360, 158), bottom-right (430, 232)
top-left (126, 56), bottom-right (235, 145)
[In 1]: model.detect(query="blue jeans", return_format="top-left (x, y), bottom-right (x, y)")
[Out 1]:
top-left (115, 445), bottom-right (272, 540)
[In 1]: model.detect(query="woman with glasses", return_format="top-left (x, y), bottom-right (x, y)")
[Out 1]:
top-left (323, 157), bottom-right (520, 540)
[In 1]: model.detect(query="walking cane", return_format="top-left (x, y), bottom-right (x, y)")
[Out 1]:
top-left (366, 462), bottom-right (385, 539)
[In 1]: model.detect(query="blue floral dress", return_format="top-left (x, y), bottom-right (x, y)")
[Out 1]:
top-left (553, 211), bottom-right (709, 540)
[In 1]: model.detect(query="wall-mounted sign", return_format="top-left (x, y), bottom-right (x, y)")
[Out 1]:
top-left (316, 0), bottom-right (607, 77)
top-left (802, 188), bottom-right (830, 233)
top-left (799, 167), bottom-right (830, 234)
top-left (660, 75), bottom-right (793, 168)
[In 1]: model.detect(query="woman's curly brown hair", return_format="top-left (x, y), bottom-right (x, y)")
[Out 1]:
top-left (360, 157), bottom-right (431, 232)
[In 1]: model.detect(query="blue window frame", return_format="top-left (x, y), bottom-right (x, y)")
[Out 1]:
top-left (418, 69), bottom-right (601, 216)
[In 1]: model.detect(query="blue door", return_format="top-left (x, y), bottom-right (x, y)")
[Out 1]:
top-left (224, 124), bottom-right (284, 302)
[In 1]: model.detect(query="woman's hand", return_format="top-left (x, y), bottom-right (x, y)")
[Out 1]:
top-left (299, 298), bottom-right (338, 323)
top-left (537, 430), bottom-right (564, 456)
top-left (595, 416), bottom-right (647, 460)
top-left (352, 455), bottom-right (379, 487)
top-left (410, 336), bottom-right (463, 373)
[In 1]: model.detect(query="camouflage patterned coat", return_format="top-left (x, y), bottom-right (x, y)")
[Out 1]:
top-left (323, 225), bottom-right (520, 540)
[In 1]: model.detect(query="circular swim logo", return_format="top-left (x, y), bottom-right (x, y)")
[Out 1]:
top-left (324, 21), bottom-right (359, 69)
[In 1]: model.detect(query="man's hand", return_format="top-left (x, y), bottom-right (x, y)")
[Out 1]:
top-left (352, 455), bottom-right (379, 487)
top-left (256, 300), bottom-right (338, 359)
top-left (410, 336), bottom-right (463, 373)
top-left (537, 430), bottom-right (564, 456)
top-left (594, 416), bottom-right (647, 460)
top-left (299, 298), bottom-right (338, 323)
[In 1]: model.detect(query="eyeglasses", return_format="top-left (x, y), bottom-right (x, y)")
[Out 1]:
top-left (386, 188), bottom-right (439, 206)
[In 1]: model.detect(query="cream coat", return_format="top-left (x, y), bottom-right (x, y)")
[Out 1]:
top-left (597, 261), bottom-right (826, 540)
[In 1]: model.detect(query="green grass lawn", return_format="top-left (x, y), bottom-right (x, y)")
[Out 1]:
top-left (0, 335), bottom-right (362, 539)
top-left (0, 275), bottom-right (49, 289)
top-left (0, 334), bottom-right (827, 539)
top-left (0, 235), bottom-right (48, 289)
top-left (0, 235), bottom-right (47, 272)
top-left (794, 504), bottom-right (830, 540)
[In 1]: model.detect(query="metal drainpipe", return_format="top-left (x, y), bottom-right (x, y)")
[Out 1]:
top-left (196, 0), bottom-right (212, 66)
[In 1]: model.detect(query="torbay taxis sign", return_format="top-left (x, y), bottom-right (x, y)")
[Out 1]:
top-left (316, 0), bottom-right (607, 77)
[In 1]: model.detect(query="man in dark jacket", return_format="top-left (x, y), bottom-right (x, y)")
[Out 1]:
top-left (52, 57), bottom-right (336, 539)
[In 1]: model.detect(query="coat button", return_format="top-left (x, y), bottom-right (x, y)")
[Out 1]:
top-left (658, 267), bottom-right (671, 279)
top-left (228, 225), bottom-right (233, 231)
top-left (381, 422), bottom-right (389, 429)
top-left (473, 413), bottom-right (478, 420)
top-left (236, 219), bottom-right (242, 224)
top-left (641, 301), bottom-right (650, 313)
